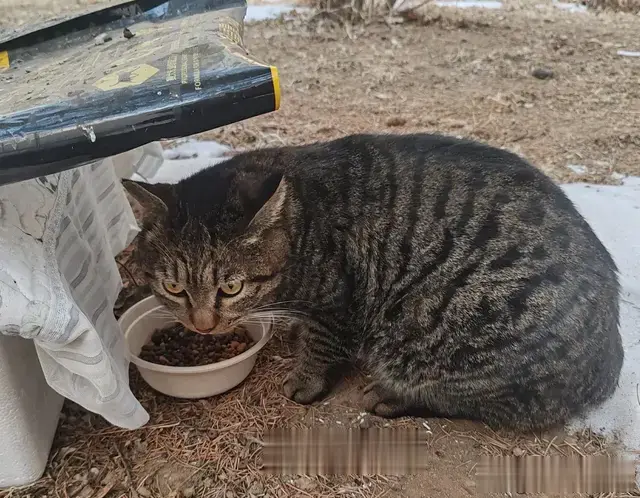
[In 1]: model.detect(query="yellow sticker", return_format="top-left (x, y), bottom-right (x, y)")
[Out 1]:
top-left (94, 63), bottom-right (159, 91)
top-left (0, 51), bottom-right (9, 70)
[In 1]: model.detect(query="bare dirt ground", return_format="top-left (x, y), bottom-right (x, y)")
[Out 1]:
top-left (1, 321), bottom-right (628, 498)
top-left (0, 0), bottom-right (121, 28)
top-left (1, 1), bottom-right (640, 498)
top-left (206, 1), bottom-right (640, 185)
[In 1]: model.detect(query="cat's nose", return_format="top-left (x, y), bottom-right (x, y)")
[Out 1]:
top-left (191, 310), bottom-right (219, 333)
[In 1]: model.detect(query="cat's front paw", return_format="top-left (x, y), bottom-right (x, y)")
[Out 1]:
top-left (283, 371), bottom-right (328, 405)
top-left (363, 382), bottom-right (407, 418)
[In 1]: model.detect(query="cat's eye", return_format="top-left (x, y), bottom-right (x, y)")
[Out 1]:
top-left (219, 280), bottom-right (243, 297)
top-left (163, 282), bottom-right (185, 294)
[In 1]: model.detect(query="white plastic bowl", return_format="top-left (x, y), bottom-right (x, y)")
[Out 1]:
top-left (119, 296), bottom-right (273, 399)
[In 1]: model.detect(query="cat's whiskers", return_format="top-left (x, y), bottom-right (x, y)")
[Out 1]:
top-left (248, 310), bottom-right (300, 320)
top-left (244, 302), bottom-right (309, 321)
top-left (250, 310), bottom-right (308, 319)
top-left (148, 310), bottom-right (177, 319)
top-left (252, 299), bottom-right (313, 310)
top-left (242, 314), bottom-right (298, 331)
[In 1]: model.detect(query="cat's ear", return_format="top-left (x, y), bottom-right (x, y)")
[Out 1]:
top-left (122, 179), bottom-right (174, 223)
top-left (237, 172), bottom-right (288, 243)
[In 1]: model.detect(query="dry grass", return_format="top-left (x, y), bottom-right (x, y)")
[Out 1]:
top-left (0, 336), bottom-right (403, 498)
top-left (1, 1), bottom-right (640, 497)
top-left (3, 329), bottom-right (636, 498)
top-left (586, 0), bottom-right (640, 12)
top-left (1, 238), bottom-right (637, 497)
top-left (207, 1), bottom-right (640, 186)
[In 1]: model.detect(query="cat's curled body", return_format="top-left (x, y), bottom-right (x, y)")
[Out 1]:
top-left (126, 133), bottom-right (623, 431)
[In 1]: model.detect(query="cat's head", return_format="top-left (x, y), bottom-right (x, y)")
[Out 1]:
top-left (123, 164), bottom-right (292, 334)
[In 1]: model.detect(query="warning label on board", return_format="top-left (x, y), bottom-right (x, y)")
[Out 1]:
top-left (94, 64), bottom-right (159, 91)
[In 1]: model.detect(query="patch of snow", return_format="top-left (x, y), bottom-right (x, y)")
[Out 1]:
top-left (245, 4), bottom-right (309, 22)
top-left (434, 0), bottom-right (503, 8)
top-left (611, 172), bottom-right (627, 181)
top-left (398, 0), bottom-right (590, 12)
top-left (618, 50), bottom-right (640, 58)
top-left (564, 176), bottom-right (640, 462)
top-left (552, 0), bottom-right (588, 12)
top-left (130, 172), bottom-right (147, 183)
top-left (392, 0), bottom-right (418, 10)
top-left (162, 139), bottom-right (230, 161)
top-left (148, 2), bottom-right (169, 17)
top-left (567, 164), bottom-right (588, 175)
top-left (145, 139), bottom-right (232, 184)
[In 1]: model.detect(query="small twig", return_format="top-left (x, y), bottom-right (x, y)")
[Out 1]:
top-left (543, 436), bottom-right (557, 456)
top-left (564, 441), bottom-right (586, 457)
top-left (549, 441), bottom-right (568, 457)
top-left (113, 444), bottom-right (139, 498)
top-left (91, 422), bottom-right (181, 436)
top-left (93, 479), bottom-right (116, 498)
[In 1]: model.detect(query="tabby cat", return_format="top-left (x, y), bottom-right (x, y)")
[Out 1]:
top-left (124, 133), bottom-right (623, 430)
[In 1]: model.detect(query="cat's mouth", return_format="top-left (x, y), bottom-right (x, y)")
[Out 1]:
top-left (182, 322), bottom-right (236, 336)
top-left (178, 316), bottom-right (246, 336)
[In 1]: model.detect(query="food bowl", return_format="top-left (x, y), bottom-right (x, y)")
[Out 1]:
top-left (119, 296), bottom-right (273, 398)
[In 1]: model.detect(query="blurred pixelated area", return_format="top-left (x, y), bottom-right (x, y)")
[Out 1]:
top-left (263, 429), bottom-right (638, 493)
top-left (476, 455), bottom-right (637, 494)
top-left (263, 428), bottom-right (430, 475)
top-left (2, 0), bottom-right (640, 497)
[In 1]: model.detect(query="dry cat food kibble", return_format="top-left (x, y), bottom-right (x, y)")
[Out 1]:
top-left (138, 324), bottom-right (255, 367)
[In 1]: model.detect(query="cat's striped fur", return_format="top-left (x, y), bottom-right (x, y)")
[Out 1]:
top-left (125, 133), bottom-right (623, 430)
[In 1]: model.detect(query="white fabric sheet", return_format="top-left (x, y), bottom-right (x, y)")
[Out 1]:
top-left (0, 143), bottom-right (163, 429)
